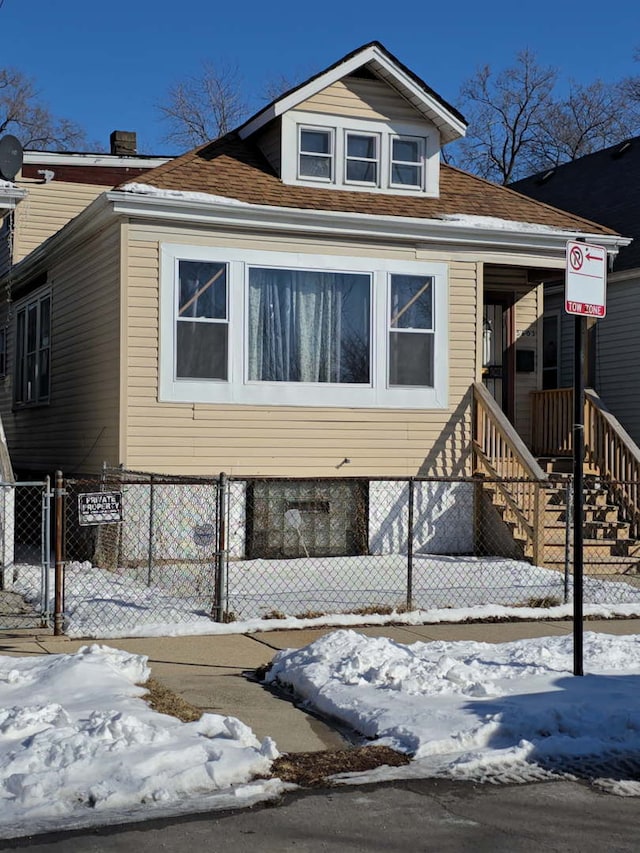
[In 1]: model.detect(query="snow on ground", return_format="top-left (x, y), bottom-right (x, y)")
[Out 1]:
top-left (12, 554), bottom-right (640, 639)
top-left (0, 645), bottom-right (282, 839)
top-left (266, 629), bottom-right (640, 797)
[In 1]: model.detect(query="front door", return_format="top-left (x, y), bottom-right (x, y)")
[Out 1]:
top-left (483, 293), bottom-right (515, 421)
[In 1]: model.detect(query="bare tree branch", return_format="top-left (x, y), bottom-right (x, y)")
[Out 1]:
top-left (0, 66), bottom-right (89, 150)
top-left (453, 50), bottom-right (557, 184)
top-left (158, 61), bottom-right (249, 148)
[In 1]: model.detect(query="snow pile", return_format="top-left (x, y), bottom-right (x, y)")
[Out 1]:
top-left (266, 629), bottom-right (640, 795)
top-left (120, 182), bottom-right (247, 206)
top-left (0, 645), bottom-right (281, 838)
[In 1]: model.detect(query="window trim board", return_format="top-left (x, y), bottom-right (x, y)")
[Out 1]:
top-left (159, 244), bottom-right (449, 409)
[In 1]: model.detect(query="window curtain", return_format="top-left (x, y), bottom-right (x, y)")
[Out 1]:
top-left (248, 268), bottom-right (369, 383)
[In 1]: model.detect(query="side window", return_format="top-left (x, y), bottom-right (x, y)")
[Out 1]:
top-left (388, 274), bottom-right (434, 387)
top-left (14, 291), bottom-right (51, 405)
top-left (390, 136), bottom-right (424, 189)
top-left (298, 128), bottom-right (333, 181)
top-left (176, 260), bottom-right (228, 381)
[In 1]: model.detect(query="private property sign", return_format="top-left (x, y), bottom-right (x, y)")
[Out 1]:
top-left (565, 240), bottom-right (607, 317)
top-left (78, 491), bottom-right (122, 526)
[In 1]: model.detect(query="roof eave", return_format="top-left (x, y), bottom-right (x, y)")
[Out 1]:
top-left (238, 43), bottom-right (466, 145)
top-left (0, 186), bottom-right (26, 209)
top-left (106, 190), bottom-right (627, 258)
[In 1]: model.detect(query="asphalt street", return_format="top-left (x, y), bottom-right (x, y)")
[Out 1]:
top-left (3, 778), bottom-right (640, 852)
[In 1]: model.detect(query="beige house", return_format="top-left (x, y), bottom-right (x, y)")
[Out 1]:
top-left (0, 43), bottom-right (631, 565)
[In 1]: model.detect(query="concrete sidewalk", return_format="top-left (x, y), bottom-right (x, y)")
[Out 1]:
top-left (2, 618), bottom-right (640, 753)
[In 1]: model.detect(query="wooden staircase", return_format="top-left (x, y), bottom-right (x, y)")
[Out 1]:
top-left (473, 383), bottom-right (640, 577)
top-left (537, 457), bottom-right (640, 576)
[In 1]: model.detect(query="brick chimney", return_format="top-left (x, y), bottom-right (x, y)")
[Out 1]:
top-left (110, 130), bottom-right (137, 156)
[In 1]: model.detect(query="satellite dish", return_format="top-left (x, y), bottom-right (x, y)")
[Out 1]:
top-left (0, 135), bottom-right (23, 181)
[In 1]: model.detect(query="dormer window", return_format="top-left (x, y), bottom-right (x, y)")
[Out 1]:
top-left (390, 136), bottom-right (424, 189)
top-left (298, 128), bottom-right (333, 180)
top-left (345, 132), bottom-right (379, 185)
top-left (283, 111), bottom-right (439, 197)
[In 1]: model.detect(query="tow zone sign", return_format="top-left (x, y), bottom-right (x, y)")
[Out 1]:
top-left (565, 240), bottom-right (607, 317)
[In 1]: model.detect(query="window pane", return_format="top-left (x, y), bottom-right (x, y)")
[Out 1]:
top-left (392, 163), bottom-right (421, 186)
top-left (248, 268), bottom-right (370, 384)
top-left (346, 160), bottom-right (377, 183)
top-left (393, 138), bottom-right (420, 163)
top-left (27, 305), bottom-right (38, 352)
top-left (26, 353), bottom-right (36, 402)
top-left (39, 297), bottom-right (51, 348)
top-left (300, 154), bottom-right (331, 179)
top-left (15, 311), bottom-right (25, 402)
top-left (177, 321), bottom-right (227, 380)
top-left (300, 130), bottom-right (330, 154)
top-left (179, 261), bottom-right (226, 319)
top-left (389, 331), bottom-right (434, 387)
top-left (347, 135), bottom-right (376, 159)
top-left (38, 349), bottom-right (50, 400)
top-left (390, 275), bottom-right (433, 330)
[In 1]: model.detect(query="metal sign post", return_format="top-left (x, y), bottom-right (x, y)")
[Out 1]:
top-left (565, 240), bottom-right (607, 676)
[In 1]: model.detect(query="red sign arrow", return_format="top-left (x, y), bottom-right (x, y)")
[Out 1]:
top-left (586, 251), bottom-right (603, 261)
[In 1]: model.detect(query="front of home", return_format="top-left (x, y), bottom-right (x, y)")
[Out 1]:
top-left (0, 43), bottom-right (631, 572)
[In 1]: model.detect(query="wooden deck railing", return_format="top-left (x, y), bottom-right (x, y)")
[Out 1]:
top-left (585, 390), bottom-right (640, 537)
top-left (531, 388), bottom-right (640, 536)
top-left (473, 382), bottom-right (547, 564)
top-left (531, 388), bottom-right (573, 457)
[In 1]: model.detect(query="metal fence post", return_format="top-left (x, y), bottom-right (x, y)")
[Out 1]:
top-left (54, 470), bottom-right (64, 636)
top-left (407, 477), bottom-right (414, 611)
top-left (213, 472), bottom-right (227, 622)
top-left (564, 475), bottom-right (573, 605)
top-left (41, 475), bottom-right (51, 627)
top-left (147, 474), bottom-right (155, 587)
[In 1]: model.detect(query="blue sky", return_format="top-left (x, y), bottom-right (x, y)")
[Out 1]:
top-left (2, 0), bottom-right (639, 155)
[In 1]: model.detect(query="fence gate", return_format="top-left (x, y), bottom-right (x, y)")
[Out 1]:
top-left (0, 479), bottom-right (51, 630)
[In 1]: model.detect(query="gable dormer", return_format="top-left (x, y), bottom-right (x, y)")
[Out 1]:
top-left (241, 42), bottom-right (466, 199)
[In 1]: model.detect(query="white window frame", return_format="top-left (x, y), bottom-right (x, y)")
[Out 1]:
top-left (160, 244), bottom-right (448, 409)
top-left (13, 287), bottom-right (51, 407)
top-left (282, 111), bottom-right (440, 196)
top-left (344, 130), bottom-right (380, 187)
top-left (297, 125), bottom-right (334, 182)
top-left (175, 258), bottom-right (229, 381)
top-left (389, 135), bottom-right (425, 190)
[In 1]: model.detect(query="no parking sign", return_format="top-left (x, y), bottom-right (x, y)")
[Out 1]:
top-left (565, 240), bottom-right (607, 317)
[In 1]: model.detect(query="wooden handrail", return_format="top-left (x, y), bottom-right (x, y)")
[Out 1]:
top-left (531, 387), bottom-right (640, 535)
top-left (472, 382), bottom-right (547, 564)
top-left (584, 390), bottom-right (640, 535)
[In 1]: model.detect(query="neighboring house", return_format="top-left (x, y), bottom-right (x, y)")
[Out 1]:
top-left (0, 132), bottom-right (170, 275)
top-left (512, 137), bottom-right (640, 444)
top-left (0, 42), bottom-right (630, 565)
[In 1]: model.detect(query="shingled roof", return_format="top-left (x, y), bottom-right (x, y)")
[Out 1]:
top-left (118, 131), bottom-right (617, 236)
top-left (512, 137), bottom-right (640, 271)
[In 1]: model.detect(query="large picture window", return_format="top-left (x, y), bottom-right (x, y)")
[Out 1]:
top-left (160, 245), bottom-right (448, 409)
top-left (247, 268), bottom-right (370, 384)
top-left (14, 291), bottom-right (51, 405)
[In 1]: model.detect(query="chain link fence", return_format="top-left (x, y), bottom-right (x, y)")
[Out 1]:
top-left (1, 480), bottom-right (51, 629)
top-left (49, 469), bottom-right (640, 636)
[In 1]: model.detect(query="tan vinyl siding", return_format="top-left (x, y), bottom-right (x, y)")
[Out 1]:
top-left (256, 122), bottom-right (281, 174)
top-left (12, 178), bottom-right (105, 262)
top-left (0, 222), bottom-right (122, 474)
top-left (296, 77), bottom-right (421, 123)
top-left (594, 275), bottom-right (640, 445)
top-left (123, 225), bottom-right (478, 478)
